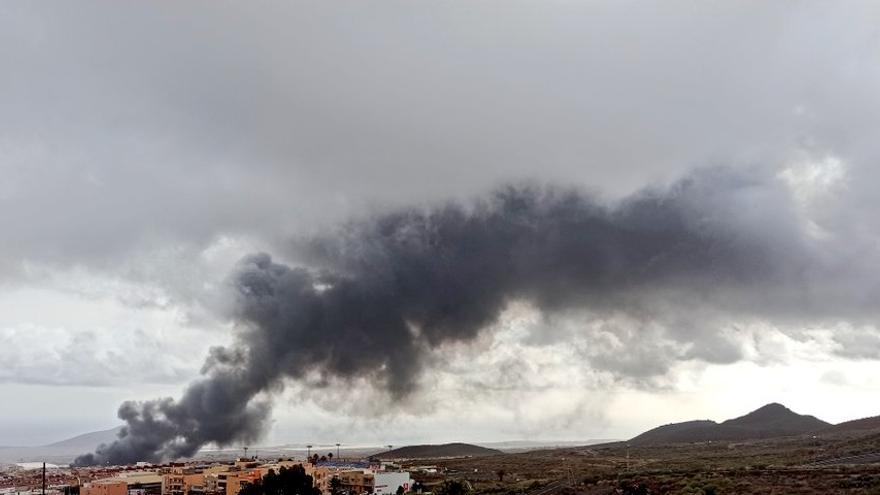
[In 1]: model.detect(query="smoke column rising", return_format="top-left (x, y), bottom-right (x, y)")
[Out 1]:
top-left (75, 168), bottom-right (808, 465)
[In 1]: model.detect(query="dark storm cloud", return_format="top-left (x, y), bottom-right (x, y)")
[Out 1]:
top-left (76, 166), bottom-right (841, 464)
top-left (2, 1), bottom-right (879, 278)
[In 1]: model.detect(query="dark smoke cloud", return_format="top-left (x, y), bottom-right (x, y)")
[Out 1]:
top-left (75, 167), bottom-right (813, 465)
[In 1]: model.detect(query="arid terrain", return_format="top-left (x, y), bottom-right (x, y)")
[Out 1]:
top-left (403, 414), bottom-right (880, 494)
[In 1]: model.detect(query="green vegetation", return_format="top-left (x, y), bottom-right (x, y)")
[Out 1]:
top-left (239, 466), bottom-right (321, 495)
top-left (435, 480), bottom-right (473, 495)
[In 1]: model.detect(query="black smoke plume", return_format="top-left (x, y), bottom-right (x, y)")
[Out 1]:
top-left (74, 168), bottom-right (806, 465)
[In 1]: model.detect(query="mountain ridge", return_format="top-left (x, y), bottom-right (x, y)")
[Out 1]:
top-left (826, 415), bottom-right (880, 433)
top-left (629, 403), bottom-right (831, 446)
top-left (375, 442), bottom-right (502, 459)
top-left (45, 426), bottom-right (123, 449)
top-left (0, 426), bottom-right (123, 464)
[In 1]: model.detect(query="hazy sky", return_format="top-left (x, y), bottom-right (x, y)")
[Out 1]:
top-left (2, 1), bottom-right (880, 448)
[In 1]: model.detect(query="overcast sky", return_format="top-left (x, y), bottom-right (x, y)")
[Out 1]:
top-left (2, 1), bottom-right (880, 448)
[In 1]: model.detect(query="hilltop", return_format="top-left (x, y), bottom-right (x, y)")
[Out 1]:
top-left (629, 403), bottom-right (830, 445)
top-left (375, 443), bottom-right (502, 459)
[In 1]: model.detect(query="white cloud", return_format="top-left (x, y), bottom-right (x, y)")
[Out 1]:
top-left (0, 283), bottom-right (229, 387)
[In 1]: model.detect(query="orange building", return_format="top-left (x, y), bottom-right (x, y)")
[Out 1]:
top-left (301, 465), bottom-right (332, 494)
top-left (218, 470), bottom-right (262, 495)
top-left (336, 470), bottom-right (374, 495)
top-left (82, 480), bottom-right (128, 495)
top-left (162, 468), bottom-right (207, 495)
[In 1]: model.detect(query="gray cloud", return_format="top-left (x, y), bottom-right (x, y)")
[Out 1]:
top-left (0, 327), bottom-right (196, 387)
top-left (832, 325), bottom-right (880, 360)
top-left (2, 1), bottom-right (879, 280)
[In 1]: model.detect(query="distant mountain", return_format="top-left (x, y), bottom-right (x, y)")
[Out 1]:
top-left (0, 426), bottom-right (122, 464)
top-left (375, 442), bottom-right (502, 459)
top-left (721, 403), bottom-right (829, 435)
top-left (45, 426), bottom-right (123, 449)
top-left (630, 403), bottom-right (831, 446)
top-left (628, 420), bottom-right (719, 445)
top-left (477, 439), bottom-right (619, 453)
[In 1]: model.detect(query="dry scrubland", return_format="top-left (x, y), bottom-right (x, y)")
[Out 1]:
top-left (407, 429), bottom-right (880, 494)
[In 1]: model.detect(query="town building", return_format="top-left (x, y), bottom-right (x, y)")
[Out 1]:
top-left (162, 467), bottom-right (206, 495)
top-left (81, 480), bottom-right (128, 495)
top-left (372, 472), bottom-right (413, 495)
top-left (75, 458), bottom-right (412, 495)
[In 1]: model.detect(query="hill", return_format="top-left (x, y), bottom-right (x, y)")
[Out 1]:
top-left (477, 439), bottom-right (620, 453)
top-left (45, 426), bottom-right (123, 449)
top-left (720, 402), bottom-right (830, 436)
top-left (827, 415), bottom-right (880, 433)
top-left (0, 426), bottom-right (123, 463)
top-left (627, 420), bottom-right (719, 445)
top-left (629, 403), bottom-right (830, 446)
top-left (375, 442), bottom-right (502, 459)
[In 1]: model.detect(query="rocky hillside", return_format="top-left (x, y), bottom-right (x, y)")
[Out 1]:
top-left (630, 403), bottom-right (830, 445)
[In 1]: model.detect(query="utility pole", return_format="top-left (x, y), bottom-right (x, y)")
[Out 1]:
top-left (564, 457), bottom-right (573, 487)
top-left (42, 462), bottom-right (46, 495)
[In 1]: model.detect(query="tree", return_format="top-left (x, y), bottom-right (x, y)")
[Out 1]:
top-left (239, 465), bottom-right (321, 495)
top-left (328, 453), bottom-right (334, 461)
top-left (495, 470), bottom-right (505, 482)
top-left (329, 477), bottom-right (343, 495)
top-left (435, 480), bottom-right (471, 495)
